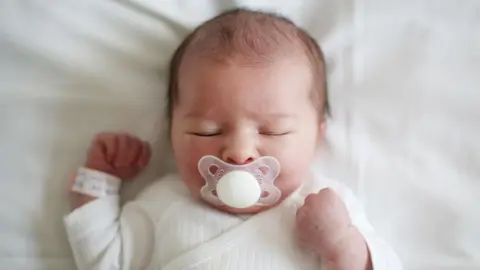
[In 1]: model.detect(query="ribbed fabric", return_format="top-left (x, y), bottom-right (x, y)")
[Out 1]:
top-left (64, 174), bottom-right (402, 270)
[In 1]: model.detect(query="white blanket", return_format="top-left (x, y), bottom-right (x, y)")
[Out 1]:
top-left (0, 0), bottom-right (478, 269)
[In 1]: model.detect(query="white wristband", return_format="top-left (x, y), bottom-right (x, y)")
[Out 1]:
top-left (71, 167), bottom-right (121, 197)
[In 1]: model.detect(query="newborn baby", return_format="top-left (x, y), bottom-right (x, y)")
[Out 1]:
top-left (65, 9), bottom-right (402, 270)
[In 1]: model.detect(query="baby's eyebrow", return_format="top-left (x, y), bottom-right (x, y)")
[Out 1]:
top-left (255, 113), bottom-right (298, 124)
top-left (183, 111), bottom-right (212, 119)
top-left (184, 112), bottom-right (296, 118)
top-left (261, 113), bottom-right (297, 119)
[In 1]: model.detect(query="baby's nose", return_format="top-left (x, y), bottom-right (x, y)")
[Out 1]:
top-left (225, 154), bottom-right (254, 165)
top-left (222, 138), bottom-right (258, 165)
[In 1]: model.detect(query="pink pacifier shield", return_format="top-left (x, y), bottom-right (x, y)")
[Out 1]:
top-left (198, 155), bottom-right (282, 208)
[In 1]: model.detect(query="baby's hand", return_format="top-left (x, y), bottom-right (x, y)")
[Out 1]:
top-left (296, 188), bottom-right (359, 262)
top-left (85, 132), bottom-right (151, 180)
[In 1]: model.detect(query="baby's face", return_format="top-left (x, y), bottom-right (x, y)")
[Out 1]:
top-left (171, 56), bottom-right (324, 214)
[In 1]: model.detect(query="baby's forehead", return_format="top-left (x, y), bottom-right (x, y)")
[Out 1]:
top-left (177, 56), bottom-right (315, 116)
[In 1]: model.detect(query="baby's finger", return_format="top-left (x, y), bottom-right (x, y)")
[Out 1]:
top-left (125, 137), bottom-right (143, 167)
top-left (303, 193), bottom-right (317, 206)
top-left (116, 135), bottom-right (136, 167)
top-left (103, 134), bottom-right (118, 165)
top-left (295, 205), bottom-right (310, 226)
top-left (118, 134), bottom-right (133, 152)
top-left (126, 136), bottom-right (148, 166)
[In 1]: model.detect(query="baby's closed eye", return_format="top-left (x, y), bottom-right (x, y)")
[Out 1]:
top-left (185, 120), bottom-right (222, 137)
top-left (259, 129), bottom-right (292, 136)
top-left (188, 131), bottom-right (222, 137)
top-left (259, 121), bottom-right (295, 137)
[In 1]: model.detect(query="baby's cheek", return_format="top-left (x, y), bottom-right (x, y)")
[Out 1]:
top-left (176, 136), bottom-right (210, 162)
top-left (273, 147), bottom-right (315, 194)
top-left (178, 138), bottom-right (220, 194)
top-left (177, 157), bottom-right (206, 199)
top-left (276, 164), bottom-right (308, 195)
top-left (186, 138), bottom-right (218, 165)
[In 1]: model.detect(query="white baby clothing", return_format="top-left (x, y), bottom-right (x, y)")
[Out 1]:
top-left (64, 174), bottom-right (403, 270)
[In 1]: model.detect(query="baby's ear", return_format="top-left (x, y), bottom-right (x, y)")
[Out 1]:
top-left (314, 120), bottom-right (327, 147)
top-left (317, 120), bottom-right (327, 141)
top-left (320, 121), bottom-right (327, 134)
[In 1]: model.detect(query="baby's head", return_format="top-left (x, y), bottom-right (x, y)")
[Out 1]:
top-left (167, 8), bottom-right (329, 214)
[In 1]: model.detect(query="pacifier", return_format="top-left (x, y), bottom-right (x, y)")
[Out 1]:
top-left (198, 155), bottom-right (281, 209)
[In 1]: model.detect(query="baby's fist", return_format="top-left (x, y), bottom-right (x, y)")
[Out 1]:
top-left (85, 132), bottom-right (151, 180)
top-left (296, 188), bottom-right (353, 260)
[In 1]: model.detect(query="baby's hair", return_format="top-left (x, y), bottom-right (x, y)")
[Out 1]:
top-left (166, 8), bottom-right (330, 126)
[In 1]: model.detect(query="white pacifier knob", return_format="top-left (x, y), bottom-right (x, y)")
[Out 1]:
top-left (216, 170), bottom-right (261, 208)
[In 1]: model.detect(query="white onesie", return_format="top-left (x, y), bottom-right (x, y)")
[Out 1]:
top-left (64, 174), bottom-right (403, 270)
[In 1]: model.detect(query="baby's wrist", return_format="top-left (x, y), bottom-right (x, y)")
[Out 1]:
top-left (69, 167), bottom-right (121, 210)
top-left (320, 226), bottom-right (372, 270)
top-left (70, 192), bottom-right (97, 210)
top-left (84, 161), bottom-right (116, 178)
top-left (69, 168), bottom-right (98, 210)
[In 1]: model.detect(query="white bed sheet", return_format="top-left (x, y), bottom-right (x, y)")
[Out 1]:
top-left (0, 0), bottom-right (478, 269)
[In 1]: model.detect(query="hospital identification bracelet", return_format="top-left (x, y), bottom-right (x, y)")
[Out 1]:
top-left (71, 167), bottom-right (121, 198)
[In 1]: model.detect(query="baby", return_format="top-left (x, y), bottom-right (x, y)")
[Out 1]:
top-left (65, 9), bottom-right (402, 270)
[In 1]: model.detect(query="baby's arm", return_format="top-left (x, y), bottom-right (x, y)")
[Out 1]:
top-left (64, 133), bottom-right (151, 270)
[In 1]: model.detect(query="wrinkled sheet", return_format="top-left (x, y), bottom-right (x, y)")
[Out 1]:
top-left (0, 0), bottom-right (479, 269)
